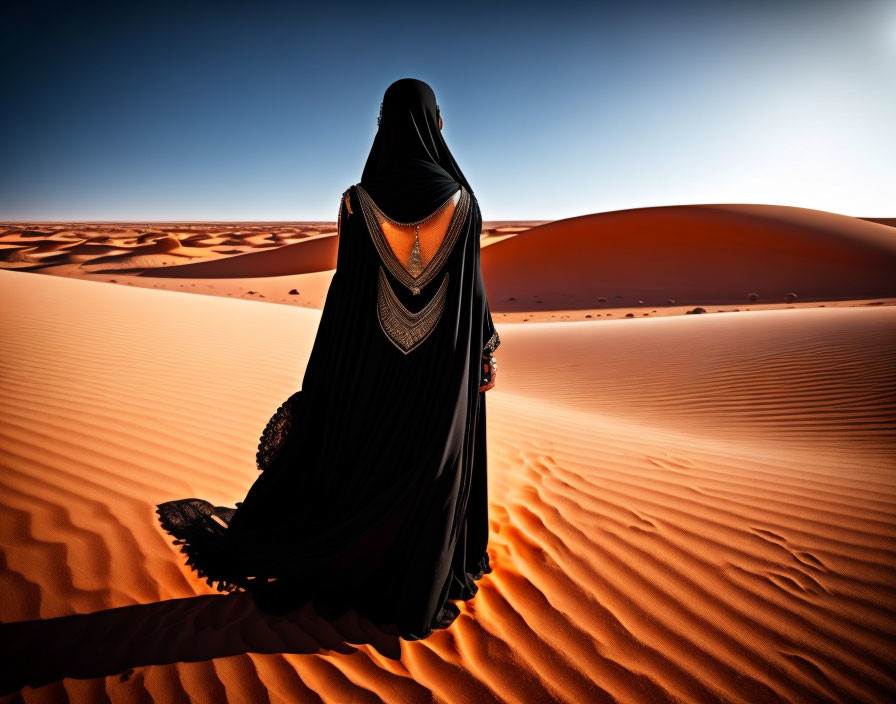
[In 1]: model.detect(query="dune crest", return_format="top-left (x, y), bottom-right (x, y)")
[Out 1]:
top-left (480, 204), bottom-right (896, 312)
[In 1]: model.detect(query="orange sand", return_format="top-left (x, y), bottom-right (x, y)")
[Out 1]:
top-left (0, 207), bottom-right (894, 703)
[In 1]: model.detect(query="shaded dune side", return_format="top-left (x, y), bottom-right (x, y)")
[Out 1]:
top-left (129, 218), bottom-right (539, 281)
top-left (137, 233), bottom-right (339, 278)
top-left (480, 205), bottom-right (896, 311)
top-left (859, 217), bottom-right (896, 228)
top-left (0, 270), bottom-right (894, 704)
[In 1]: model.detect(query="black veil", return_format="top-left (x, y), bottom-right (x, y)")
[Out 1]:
top-left (360, 78), bottom-right (472, 222)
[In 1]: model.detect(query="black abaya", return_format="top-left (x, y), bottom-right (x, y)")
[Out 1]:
top-left (156, 79), bottom-right (501, 640)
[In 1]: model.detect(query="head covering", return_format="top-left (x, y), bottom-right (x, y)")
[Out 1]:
top-left (360, 78), bottom-right (473, 223)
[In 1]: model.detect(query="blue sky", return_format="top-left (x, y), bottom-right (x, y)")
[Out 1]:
top-left (2, 0), bottom-right (893, 221)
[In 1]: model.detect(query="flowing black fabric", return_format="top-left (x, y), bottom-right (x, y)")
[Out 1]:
top-left (360, 78), bottom-right (472, 222)
top-left (156, 78), bottom-right (500, 640)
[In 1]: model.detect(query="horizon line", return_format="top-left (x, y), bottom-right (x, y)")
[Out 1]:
top-left (2, 203), bottom-right (893, 225)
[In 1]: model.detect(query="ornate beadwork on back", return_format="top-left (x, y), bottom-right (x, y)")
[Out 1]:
top-left (355, 184), bottom-right (470, 296)
top-left (377, 265), bottom-right (450, 354)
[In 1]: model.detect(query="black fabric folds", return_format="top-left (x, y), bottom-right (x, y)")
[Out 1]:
top-left (361, 78), bottom-right (472, 222)
top-left (156, 78), bottom-right (500, 640)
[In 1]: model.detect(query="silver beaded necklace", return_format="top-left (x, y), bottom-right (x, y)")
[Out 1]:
top-left (370, 190), bottom-right (459, 278)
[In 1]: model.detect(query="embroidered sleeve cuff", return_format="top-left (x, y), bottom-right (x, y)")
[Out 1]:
top-left (483, 329), bottom-right (500, 355)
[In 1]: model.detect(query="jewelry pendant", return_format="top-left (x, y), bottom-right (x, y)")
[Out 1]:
top-left (407, 224), bottom-right (424, 279)
top-left (354, 184), bottom-right (470, 297)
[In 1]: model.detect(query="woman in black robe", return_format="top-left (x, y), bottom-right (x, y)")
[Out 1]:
top-left (156, 78), bottom-right (501, 641)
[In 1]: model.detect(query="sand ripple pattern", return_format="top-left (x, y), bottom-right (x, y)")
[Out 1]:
top-left (1, 270), bottom-right (894, 703)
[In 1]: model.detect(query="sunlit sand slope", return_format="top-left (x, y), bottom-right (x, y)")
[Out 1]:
top-left (1, 270), bottom-right (893, 703)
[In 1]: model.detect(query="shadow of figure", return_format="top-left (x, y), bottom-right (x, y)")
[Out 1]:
top-left (0, 590), bottom-right (406, 696)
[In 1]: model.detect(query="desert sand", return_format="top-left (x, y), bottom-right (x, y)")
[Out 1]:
top-left (0, 206), bottom-right (894, 703)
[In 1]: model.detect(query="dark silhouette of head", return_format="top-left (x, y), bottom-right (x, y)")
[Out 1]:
top-left (361, 78), bottom-right (472, 217)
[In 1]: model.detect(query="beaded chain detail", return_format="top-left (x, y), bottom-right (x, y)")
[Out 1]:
top-left (363, 187), bottom-right (457, 228)
top-left (377, 265), bottom-right (450, 354)
top-left (355, 184), bottom-right (470, 295)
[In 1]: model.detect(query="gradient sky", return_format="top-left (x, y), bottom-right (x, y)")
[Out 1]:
top-left (2, 0), bottom-right (893, 221)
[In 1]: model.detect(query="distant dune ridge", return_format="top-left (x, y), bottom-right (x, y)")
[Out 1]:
top-left (136, 231), bottom-right (340, 279)
top-left (480, 204), bottom-right (896, 311)
top-left (3, 204), bottom-right (894, 317)
top-left (0, 202), bottom-right (894, 702)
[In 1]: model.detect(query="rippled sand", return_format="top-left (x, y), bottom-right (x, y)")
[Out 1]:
top-left (1, 206), bottom-right (894, 702)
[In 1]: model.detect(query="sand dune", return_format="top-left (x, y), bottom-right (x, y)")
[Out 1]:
top-left (480, 204), bottom-right (896, 313)
top-left (0, 223), bottom-right (335, 275)
top-left (0, 219), bottom-right (550, 309)
top-left (496, 307), bottom-right (896, 450)
top-left (860, 217), bottom-right (896, 228)
top-left (7, 205), bottom-right (893, 323)
top-left (1, 268), bottom-right (893, 703)
top-left (136, 232), bottom-right (339, 279)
